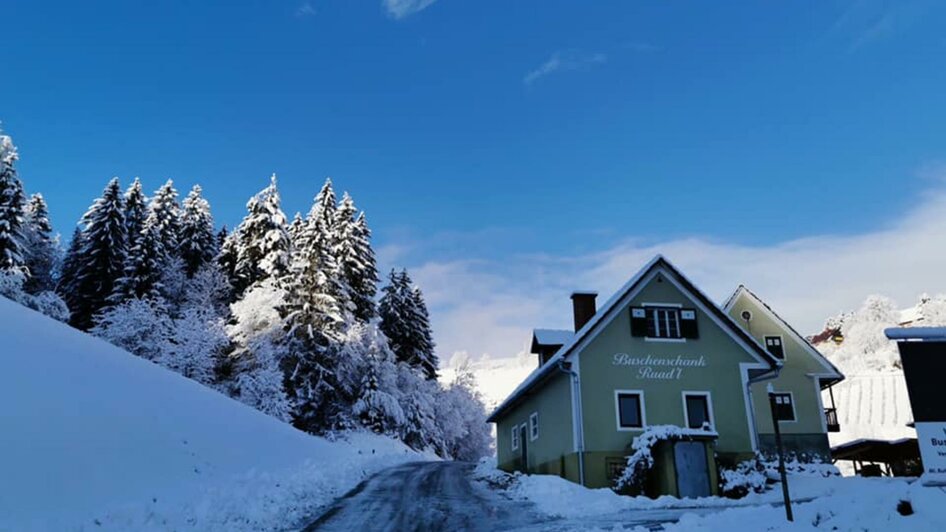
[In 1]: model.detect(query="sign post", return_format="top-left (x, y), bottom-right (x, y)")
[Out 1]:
top-left (767, 383), bottom-right (793, 522)
top-left (885, 328), bottom-right (946, 486)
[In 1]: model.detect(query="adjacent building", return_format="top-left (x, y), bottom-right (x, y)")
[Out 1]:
top-left (487, 255), bottom-right (844, 497)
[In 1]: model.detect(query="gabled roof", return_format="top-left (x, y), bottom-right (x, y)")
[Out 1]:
top-left (530, 329), bottom-right (573, 353)
top-left (723, 285), bottom-right (844, 386)
top-left (487, 255), bottom-right (780, 423)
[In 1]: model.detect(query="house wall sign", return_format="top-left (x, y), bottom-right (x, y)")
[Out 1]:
top-left (612, 353), bottom-right (708, 380)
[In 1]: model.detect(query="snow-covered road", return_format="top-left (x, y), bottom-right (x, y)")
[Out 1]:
top-left (304, 461), bottom-right (707, 531)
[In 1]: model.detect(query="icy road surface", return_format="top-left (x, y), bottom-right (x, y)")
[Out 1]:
top-left (304, 461), bottom-right (708, 531)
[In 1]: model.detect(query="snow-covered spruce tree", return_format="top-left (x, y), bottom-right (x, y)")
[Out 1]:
top-left (0, 130), bottom-right (26, 272)
top-left (289, 212), bottom-right (305, 246)
top-left (22, 193), bottom-right (59, 294)
top-left (123, 178), bottom-right (148, 251)
top-left (230, 175), bottom-right (291, 297)
top-left (179, 185), bottom-right (218, 277)
top-left (280, 178), bottom-right (353, 433)
top-left (67, 178), bottom-right (127, 330)
top-left (56, 227), bottom-right (83, 299)
top-left (336, 194), bottom-right (379, 323)
top-left (379, 269), bottom-right (438, 379)
top-left (149, 179), bottom-right (182, 258)
top-left (109, 216), bottom-right (167, 304)
top-left (410, 284), bottom-right (438, 379)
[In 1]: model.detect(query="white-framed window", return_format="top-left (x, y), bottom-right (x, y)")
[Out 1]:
top-left (647, 307), bottom-right (681, 339)
top-left (764, 335), bottom-right (785, 360)
top-left (511, 425), bottom-right (520, 450)
top-left (614, 390), bottom-right (647, 430)
top-left (682, 391), bottom-right (715, 430)
top-left (529, 412), bottom-right (539, 441)
top-left (772, 392), bottom-right (797, 422)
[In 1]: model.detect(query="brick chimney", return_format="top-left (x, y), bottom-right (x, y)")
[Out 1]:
top-left (571, 291), bottom-right (598, 332)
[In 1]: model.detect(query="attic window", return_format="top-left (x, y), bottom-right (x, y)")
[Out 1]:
top-left (631, 306), bottom-right (699, 339)
top-left (765, 336), bottom-right (785, 360)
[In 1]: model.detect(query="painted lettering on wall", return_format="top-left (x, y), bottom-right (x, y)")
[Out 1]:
top-left (612, 353), bottom-right (707, 380)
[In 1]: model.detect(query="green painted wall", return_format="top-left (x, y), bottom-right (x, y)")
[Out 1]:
top-left (495, 372), bottom-right (575, 475)
top-left (725, 291), bottom-right (833, 457)
top-left (578, 272), bottom-right (761, 458)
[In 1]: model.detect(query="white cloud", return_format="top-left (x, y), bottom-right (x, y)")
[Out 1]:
top-left (523, 50), bottom-right (607, 86)
top-left (294, 2), bottom-right (316, 17)
top-left (409, 180), bottom-right (946, 365)
top-left (383, 0), bottom-right (440, 20)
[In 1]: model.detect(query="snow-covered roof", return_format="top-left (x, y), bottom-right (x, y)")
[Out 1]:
top-left (885, 327), bottom-right (946, 340)
top-left (723, 285), bottom-right (844, 385)
top-left (532, 328), bottom-right (574, 347)
top-left (488, 255), bottom-right (779, 423)
top-left (899, 306), bottom-right (922, 325)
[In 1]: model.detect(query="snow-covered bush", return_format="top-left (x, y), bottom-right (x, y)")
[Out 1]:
top-left (0, 268), bottom-right (70, 322)
top-left (160, 307), bottom-right (227, 385)
top-left (235, 336), bottom-right (292, 422)
top-left (719, 457), bottom-right (768, 499)
top-left (91, 297), bottom-right (173, 360)
top-left (615, 425), bottom-right (715, 494)
top-left (432, 360), bottom-right (493, 461)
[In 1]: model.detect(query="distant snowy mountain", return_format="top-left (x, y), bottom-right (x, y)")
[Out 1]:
top-left (0, 296), bottom-right (423, 531)
top-left (440, 352), bottom-right (540, 410)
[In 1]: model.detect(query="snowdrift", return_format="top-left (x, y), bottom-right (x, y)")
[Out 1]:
top-left (0, 297), bottom-right (422, 531)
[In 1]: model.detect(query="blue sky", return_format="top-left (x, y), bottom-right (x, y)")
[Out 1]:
top-left (5, 0), bottom-right (946, 358)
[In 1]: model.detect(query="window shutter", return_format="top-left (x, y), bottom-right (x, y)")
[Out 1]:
top-left (680, 308), bottom-right (699, 339)
top-left (630, 307), bottom-right (648, 337)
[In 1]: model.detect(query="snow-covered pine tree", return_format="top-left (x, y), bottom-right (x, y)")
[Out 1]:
top-left (379, 269), bottom-right (438, 379)
top-left (336, 194), bottom-right (379, 323)
top-left (230, 175), bottom-right (291, 296)
top-left (123, 178), bottom-right (148, 250)
top-left (0, 130), bottom-right (26, 272)
top-left (67, 178), bottom-right (127, 330)
top-left (149, 179), bottom-right (182, 258)
top-left (22, 193), bottom-right (59, 294)
top-left (179, 185), bottom-right (218, 277)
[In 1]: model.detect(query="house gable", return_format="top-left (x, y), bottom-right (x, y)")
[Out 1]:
top-left (488, 256), bottom-right (779, 423)
top-left (723, 286), bottom-right (843, 384)
top-left (574, 266), bottom-right (773, 455)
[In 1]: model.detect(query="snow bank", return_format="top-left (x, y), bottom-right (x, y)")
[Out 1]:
top-left (0, 297), bottom-right (425, 531)
top-left (654, 478), bottom-right (946, 531)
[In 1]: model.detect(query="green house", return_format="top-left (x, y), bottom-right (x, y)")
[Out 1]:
top-left (487, 255), bottom-right (844, 496)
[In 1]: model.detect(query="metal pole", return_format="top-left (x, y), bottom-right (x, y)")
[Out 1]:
top-left (768, 387), bottom-right (794, 522)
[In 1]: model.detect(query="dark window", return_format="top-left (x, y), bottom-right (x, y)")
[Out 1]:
top-left (617, 393), bottom-right (644, 428)
top-left (645, 307), bottom-right (682, 339)
top-left (685, 394), bottom-right (712, 429)
top-left (772, 393), bottom-right (796, 421)
top-left (765, 336), bottom-right (785, 359)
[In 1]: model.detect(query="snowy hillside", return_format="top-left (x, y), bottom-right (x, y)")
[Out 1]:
top-left (0, 297), bottom-right (423, 531)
